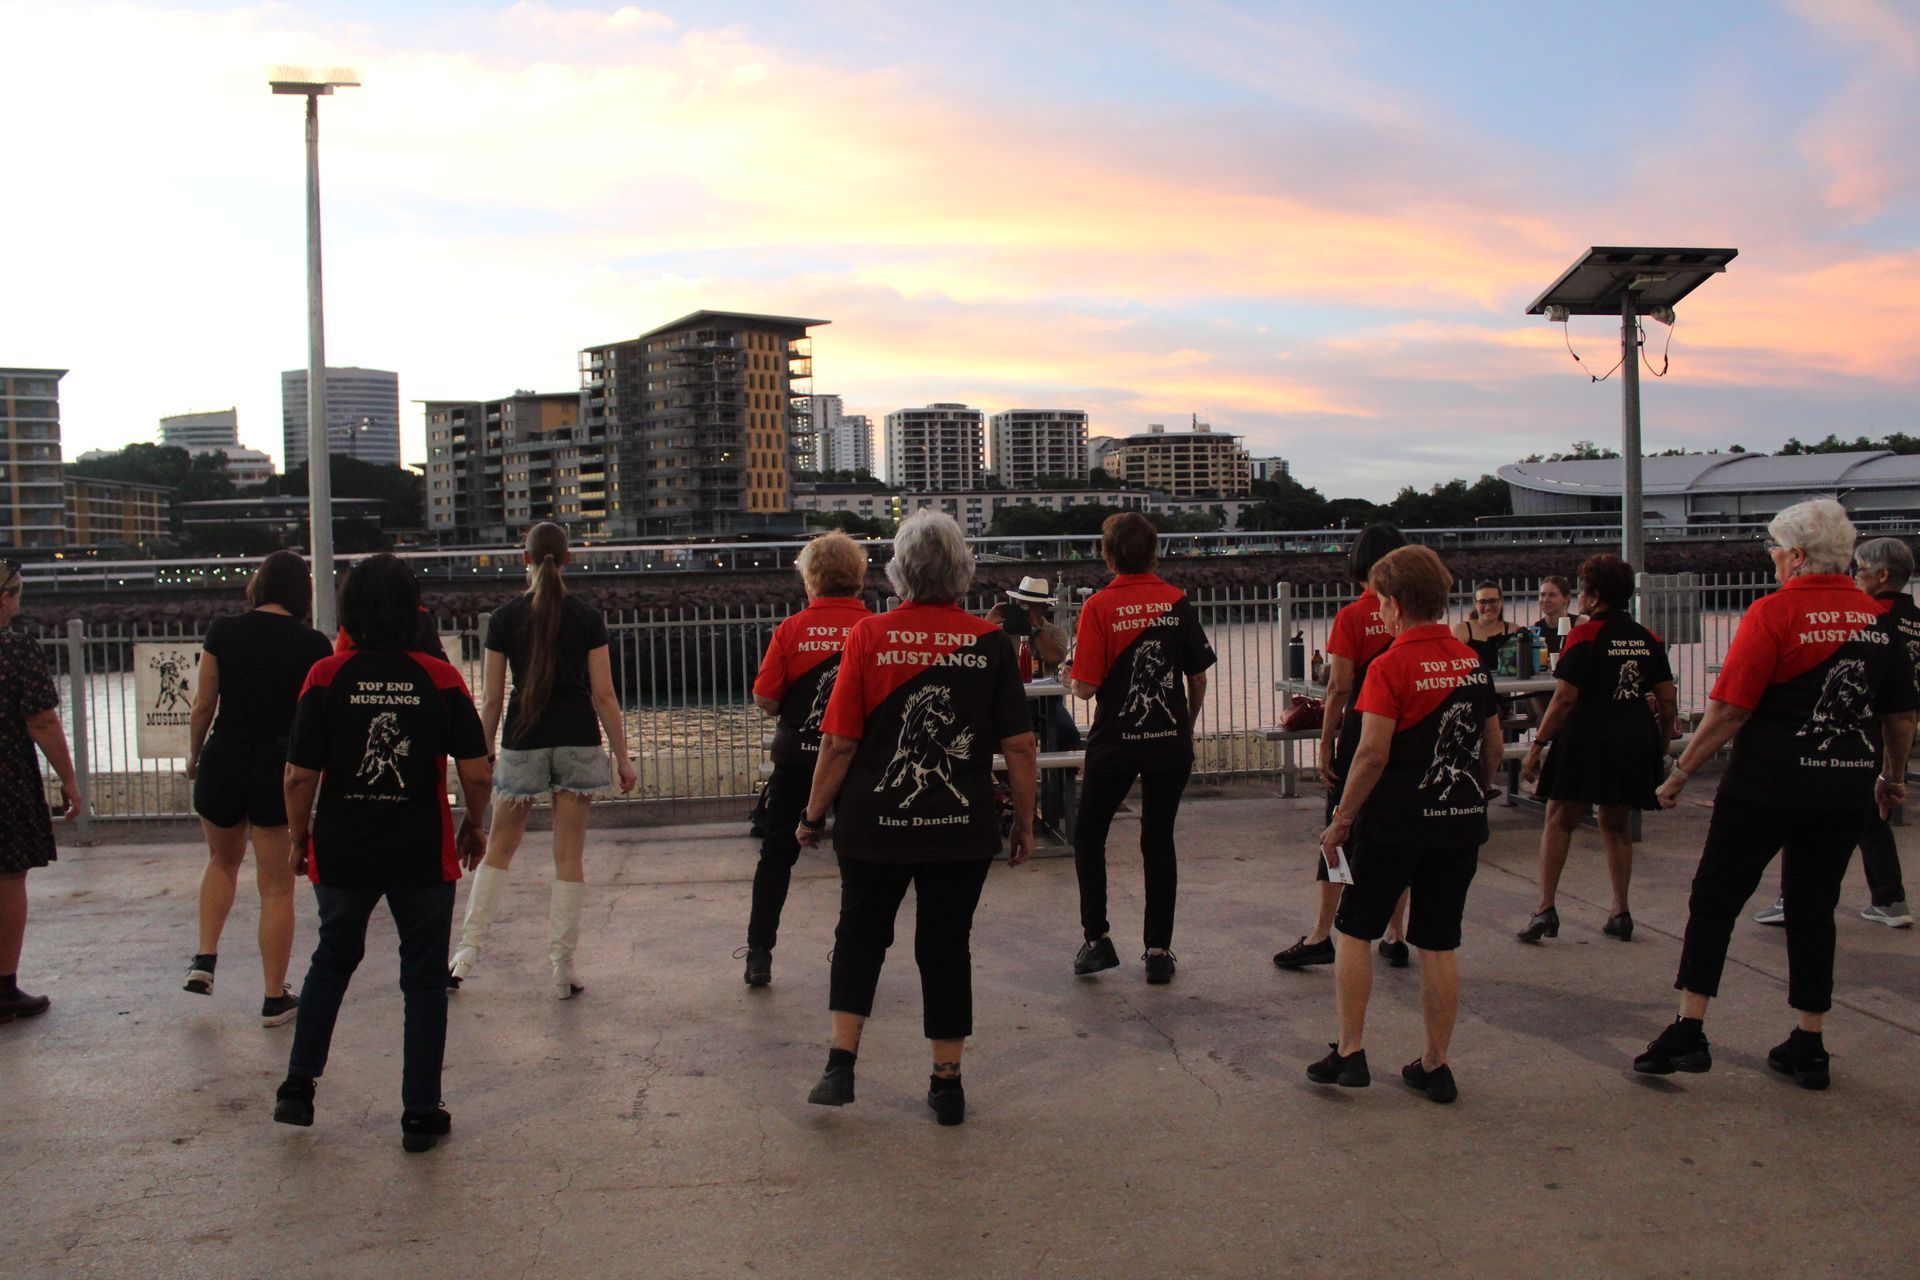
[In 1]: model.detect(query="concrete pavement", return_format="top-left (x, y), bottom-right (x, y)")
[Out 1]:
top-left (5, 783), bottom-right (1917, 1279)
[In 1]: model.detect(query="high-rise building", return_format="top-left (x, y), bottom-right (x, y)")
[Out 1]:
top-left (1105, 421), bottom-right (1252, 498)
top-left (580, 311), bottom-right (825, 538)
top-left (424, 390), bottom-right (597, 542)
top-left (1249, 456), bottom-right (1291, 484)
top-left (65, 477), bottom-right (171, 549)
top-left (990, 409), bottom-right (1088, 487)
top-left (160, 408), bottom-right (240, 452)
top-left (885, 404), bottom-right (985, 492)
top-left (808, 394), bottom-right (875, 475)
top-left (281, 367), bottom-right (402, 469)
top-left (1, 367), bottom-right (66, 552)
top-left (1086, 435), bottom-right (1123, 475)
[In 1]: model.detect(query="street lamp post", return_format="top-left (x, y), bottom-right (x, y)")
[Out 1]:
top-left (270, 67), bottom-right (359, 634)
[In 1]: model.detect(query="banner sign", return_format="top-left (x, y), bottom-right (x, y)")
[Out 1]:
top-left (134, 643), bottom-right (200, 759)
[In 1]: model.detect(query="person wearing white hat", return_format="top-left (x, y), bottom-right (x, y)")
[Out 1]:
top-left (987, 577), bottom-right (1071, 683)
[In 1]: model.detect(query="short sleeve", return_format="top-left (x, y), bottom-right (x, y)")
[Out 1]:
top-left (1646, 633), bottom-right (1675, 688)
top-left (1710, 601), bottom-right (1783, 710)
top-left (1070, 597), bottom-right (1111, 687)
top-left (989, 636), bottom-right (1031, 740)
top-left (1326, 600), bottom-right (1364, 662)
top-left (1554, 636), bottom-right (1595, 688)
top-left (752, 623), bottom-right (790, 702)
top-left (202, 615), bottom-right (230, 663)
top-left (819, 624), bottom-right (870, 740)
top-left (1473, 672), bottom-right (1500, 724)
top-left (1874, 638), bottom-right (1919, 716)
top-left (1179, 600), bottom-right (1216, 675)
top-left (1354, 652), bottom-right (1401, 721)
top-left (582, 606), bottom-right (609, 650)
top-left (286, 676), bottom-right (329, 771)
top-left (483, 610), bottom-right (509, 654)
top-left (443, 686), bottom-right (488, 760)
top-left (8, 635), bottom-right (59, 719)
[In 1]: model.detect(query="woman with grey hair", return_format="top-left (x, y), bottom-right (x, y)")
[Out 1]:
top-left (794, 510), bottom-right (1038, 1125)
top-left (1638, 500), bottom-right (1916, 1089)
top-left (1752, 535), bottom-right (1915, 929)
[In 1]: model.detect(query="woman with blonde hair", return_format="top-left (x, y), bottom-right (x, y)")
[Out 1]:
top-left (743, 531), bottom-right (871, 986)
top-left (448, 522), bottom-right (636, 999)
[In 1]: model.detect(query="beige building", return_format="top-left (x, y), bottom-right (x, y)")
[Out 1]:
top-left (1, 367), bottom-right (66, 552)
top-left (425, 391), bottom-right (597, 542)
top-left (990, 409), bottom-right (1088, 486)
top-left (1104, 421), bottom-right (1251, 498)
top-left (65, 476), bottom-right (171, 549)
top-left (885, 404), bottom-right (985, 491)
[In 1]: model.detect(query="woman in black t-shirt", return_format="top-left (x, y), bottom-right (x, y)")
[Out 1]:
top-left (1452, 581), bottom-right (1522, 674)
top-left (182, 551), bottom-right (332, 1026)
top-left (448, 523), bottom-right (635, 1000)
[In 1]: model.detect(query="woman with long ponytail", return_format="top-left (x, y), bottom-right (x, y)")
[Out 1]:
top-left (449, 523), bottom-right (636, 998)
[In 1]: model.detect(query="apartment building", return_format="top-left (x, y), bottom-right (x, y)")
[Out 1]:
top-left (884, 404), bottom-right (985, 491)
top-left (1, 367), bottom-right (66, 553)
top-left (281, 366), bottom-right (403, 468)
top-left (160, 408), bottom-right (272, 487)
top-left (808, 394), bottom-right (875, 475)
top-left (990, 409), bottom-right (1088, 487)
top-left (424, 390), bottom-right (596, 542)
top-left (65, 477), bottom-right (171, 548)
top-left (1104, 421), bottom-right (1252, 498)
top-left (793, 485), bottom-right (1249, 538)
top-left (580, 311), bottom-right (824, 538)
top-left (1249, 456), bottom-right (1291, 484)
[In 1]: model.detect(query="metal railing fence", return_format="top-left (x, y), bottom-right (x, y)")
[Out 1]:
top-left (27, 571), bottom-right (1800, 823)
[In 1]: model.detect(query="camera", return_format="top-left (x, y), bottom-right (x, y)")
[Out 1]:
top-left (1000, 603), bottom-right (1032, 636)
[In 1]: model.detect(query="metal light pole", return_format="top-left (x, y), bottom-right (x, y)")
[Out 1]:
top-left (271, 68), bottom-right (359, 634)
top-left (1619, 288), bottom-right (1644, 569)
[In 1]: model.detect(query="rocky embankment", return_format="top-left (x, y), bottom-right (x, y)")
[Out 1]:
top-left (20, 539), bottom-right (1792, 629)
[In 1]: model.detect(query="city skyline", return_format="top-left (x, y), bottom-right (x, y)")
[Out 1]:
top-left (2, 1), bottom-right (1915, 499)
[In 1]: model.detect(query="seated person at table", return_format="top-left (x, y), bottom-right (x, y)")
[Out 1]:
top-left (987, 576), bottom-right (1077, 749)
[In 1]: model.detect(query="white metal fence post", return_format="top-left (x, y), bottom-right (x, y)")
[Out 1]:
top-left (63, 618), bottom-right (94, 845)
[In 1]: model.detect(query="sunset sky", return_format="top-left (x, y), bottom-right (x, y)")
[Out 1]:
top-left (2, 0), bottom-right (1916, 498)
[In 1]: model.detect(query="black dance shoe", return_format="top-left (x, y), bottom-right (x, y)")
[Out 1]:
top-left (1516, 908), bottom-right (1560, 943)
top-left (273, 1076), bottom-right (315, 1127)
top-left (1378, 939), bottom-right (1410, 968)
top-left (1306, 1044), bottom-right (1370, 1087)
top-left (1401, 1058), bottom-right (1458, 1104)
top-left (1633, 1018), bottom-right (1712, 1075)
top-left (401, 1106), bottom-right (452, 1153)
top-left (739, 945), bottom-right (773, 988)
top-left (1273, 936), bottom-right (1335, 969)
top-left (1143, 950), bottom-right (1177, 985)
top-left (1767, 1029), bottom-right (1831, 1091)
top-left (1603, 912), bottom-right (1634, 942)
top-left (808, 1060), bottom-right (856, 1107)
top-left (1073, 936), bottom-right (1120, 976)
top-left (0, 986), bottom-right (51, 1024)
top-left (927, 1075), bottom-right (965, 1126)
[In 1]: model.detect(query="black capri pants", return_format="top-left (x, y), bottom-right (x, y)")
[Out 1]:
top-left (1334, 839), bottom-right (1479, 951)
top-left (1675, 801), bottom-right (1867, 1014)
top-left (829, 855), bottom-right (993, 1041)
top-left (747, 759), bottom-right (814, 951)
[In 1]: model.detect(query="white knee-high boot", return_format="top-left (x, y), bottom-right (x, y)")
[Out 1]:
top-left (549, 879), bottom-right (585, 999)
top-left (449, 863), bottom-right (509, 982)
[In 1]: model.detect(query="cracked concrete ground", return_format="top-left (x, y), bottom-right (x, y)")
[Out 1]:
top-left (6, 782), bottom-right (1918, 1279)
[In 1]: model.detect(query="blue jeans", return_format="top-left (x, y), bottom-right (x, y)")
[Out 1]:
top-left (288, 881), bottom-right (455, 1113)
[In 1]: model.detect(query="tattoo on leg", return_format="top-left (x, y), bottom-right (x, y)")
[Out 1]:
top-left (933, 1060), bottom-right (961, 1078)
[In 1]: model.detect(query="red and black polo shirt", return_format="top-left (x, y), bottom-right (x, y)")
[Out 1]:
top-left (1352, 623), bottom-right (1500, 849)
top-left (1326, 589), bottom-right (1394, 777)
top-left (1070, 573), bottom-right (1216, 774)
top-left (820, 602), bottom-right (1030, 862)
top-left (1712, 575), bottom-right (1917, 811)
top-left (288, 648), bottom-right (488, 890)
top-left (753, 596), bottom-right (871, 767)
top-left (1554, 612), bottom-right (1673, 705)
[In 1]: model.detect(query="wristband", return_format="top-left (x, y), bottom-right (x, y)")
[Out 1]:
top-left (799, 812), bottom-right (827, 831)
top-left (1669, 764), bottom-right (1691, 780)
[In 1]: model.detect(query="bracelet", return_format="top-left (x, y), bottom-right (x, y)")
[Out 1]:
top-left (1669, 764), bottom-right (1691, 780)
top-left (1331, 807), bottom-right (1355, 825)
top-left (1878, 775), bottom-right (1900, 786)
top-left (799, 813), bottom-right (827, 831)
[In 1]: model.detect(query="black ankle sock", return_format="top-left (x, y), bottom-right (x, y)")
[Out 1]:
top-left (930, 1073), bottom-right (962, 1092)
top-left (1677, 1016), bottom-right (1704, 1031)
top-left (192, 953), bottom-right (217, 969)
top-left (826, 1047), bottom-right (856, 1070)
top-left (0, 973), bottom-right (16, 995)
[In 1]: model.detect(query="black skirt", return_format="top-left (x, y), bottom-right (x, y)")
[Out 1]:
top-left (1537, 707), bottom-right (1665, 809)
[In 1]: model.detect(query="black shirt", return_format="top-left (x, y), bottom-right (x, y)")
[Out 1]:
top-left (485, 593), bottom-right (611, 749)
top-left (204, 609), bottom-right (333, 743)
top-left (288, 648), bottom-right (488, 890)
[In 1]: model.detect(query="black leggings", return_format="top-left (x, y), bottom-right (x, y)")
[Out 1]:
top-left (1074, 763), bottom-right (1192, 951)
top-left (828, 855), bottom-right (992, 1041)
top-left (1675, 801), bottom-right (1868, 1014)
top-left (748, 759), bottom-right (813, 950)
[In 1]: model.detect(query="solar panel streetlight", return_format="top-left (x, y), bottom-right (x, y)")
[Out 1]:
top-left (1527, 246), bottom-right (1737, 568)
top-left (270, 67), bottom-right (360, 633)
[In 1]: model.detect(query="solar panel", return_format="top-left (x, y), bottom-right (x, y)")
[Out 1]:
top-left (1525, 246), bottom-right (1738, 316)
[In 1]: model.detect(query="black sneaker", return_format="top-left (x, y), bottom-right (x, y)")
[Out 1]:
top-left (1766, 1029), bottom-right (1831, 1091)
top-left (1306, 1044), bottom-right (1370, 1087)
top-left (1378, 939), bottom-right (1410, 968)
top-left (1143, 950), bottom-right (1176, 984)
top-left (184, 954), bottom-right (216, 995)
top-left (1633, 1018), bottom-right (1712, 1075)
top-left (260, 985), bottom-right (299, 1028)
top-left (737, 945), bottom-right (773, 988)
top-left (273, 1076), bottom-right (315, 1127)
top-left (927, 1076), bottom-right (965, 1126)
top-left (401, 1106), bottom-right (452, 1153)
top-left (1273, 936), bottom-right (1335, 969)
top-left (1073, 936), bottom-right (1120, 976)
top-left (1516, 908), bottom-right (1559, 944)
top-left (808, 1062), bottom-right (856, 1107)
top-left (1401, 1058), bottom-right (1458, 1104)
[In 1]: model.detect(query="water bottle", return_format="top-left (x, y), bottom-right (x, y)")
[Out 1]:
top-left (1288, 629), bottom-right (1306, 681)
top-left (1516, 627), bottom-right (1536, 678)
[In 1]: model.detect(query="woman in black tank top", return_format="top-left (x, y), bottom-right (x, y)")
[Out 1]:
top-left (1452, 580), bottom-right (1520, 674)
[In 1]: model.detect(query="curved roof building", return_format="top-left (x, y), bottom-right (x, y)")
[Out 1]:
top-left (1499, 451), bottom-right (1920, 526)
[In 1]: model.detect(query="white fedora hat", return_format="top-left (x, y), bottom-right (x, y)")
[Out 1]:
top-left (1006, 576), bottom-right (1056, 605)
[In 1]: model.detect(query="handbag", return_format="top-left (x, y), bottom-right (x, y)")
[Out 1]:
top-left (1280, 694), bottom-right (1324, 732)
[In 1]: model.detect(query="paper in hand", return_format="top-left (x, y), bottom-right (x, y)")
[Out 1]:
top-left (1324, 845), bottom-right (1356, 886)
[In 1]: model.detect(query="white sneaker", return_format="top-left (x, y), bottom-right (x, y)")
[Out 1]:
top-left (1860, 901), bottom-right (1913, 928)
top-left (1752, 898), bottom-right (1786, 926)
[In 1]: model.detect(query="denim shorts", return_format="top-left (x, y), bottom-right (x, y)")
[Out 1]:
top-left (494, 745), bottom-right (614, 801)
